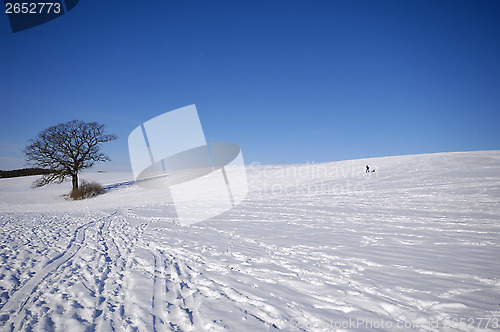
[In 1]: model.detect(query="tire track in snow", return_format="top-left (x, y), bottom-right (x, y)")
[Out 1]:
top-left (87, 215), bottom-right (115, 331)
top-left (1, 217), bottom-right (96, 330)
top-left (164, 246), bottom-right (285, 330)
top-left (149, 249), bottom-right (204, 332)
top-left (151, 251), bottom-right (168, 332)
top-left (0, 212), bottom-right (121, 331)
top-left (103, 214), bottom-right (131, 329)
top-left (120, 212), bottom-right (160, 330)
top-left (87, 211), bottom-right (140, 331)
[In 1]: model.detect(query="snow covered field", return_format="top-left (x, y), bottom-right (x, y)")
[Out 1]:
top-left (0, 151), bottom-right (499, 331)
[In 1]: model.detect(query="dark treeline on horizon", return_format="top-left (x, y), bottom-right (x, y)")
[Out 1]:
top-left (0, 168), bottom-right (51, 179)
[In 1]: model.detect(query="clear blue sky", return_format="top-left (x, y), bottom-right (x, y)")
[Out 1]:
top-left (1, 0), bottom-right (499, 171)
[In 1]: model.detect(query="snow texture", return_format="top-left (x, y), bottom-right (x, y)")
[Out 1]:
top-left (0, 151), bottom-right (499, 331)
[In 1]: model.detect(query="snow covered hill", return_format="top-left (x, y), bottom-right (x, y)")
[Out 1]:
top-left (1, 151), bottom-right (499, 331)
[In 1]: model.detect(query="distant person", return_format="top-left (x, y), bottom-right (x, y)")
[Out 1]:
top-left (366, 165), bottom-right (370, 173)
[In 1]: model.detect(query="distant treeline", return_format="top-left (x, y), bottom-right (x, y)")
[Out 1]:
top-left (0, 168), bottom-right (52, 179)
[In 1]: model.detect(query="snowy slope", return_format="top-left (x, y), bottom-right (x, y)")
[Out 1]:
top-left (0, 151), bottom-right (499, 331)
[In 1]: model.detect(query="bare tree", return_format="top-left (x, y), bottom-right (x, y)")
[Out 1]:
top-left (24, 120), bottom-right (117, 190)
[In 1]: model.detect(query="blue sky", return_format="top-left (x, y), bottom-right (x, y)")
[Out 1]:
top-left (1, 0), bottom-right (499, 171)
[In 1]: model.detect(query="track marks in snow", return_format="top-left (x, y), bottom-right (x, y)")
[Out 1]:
top-left (155, 251), bottom-right (204, 331)
top-left (0, 215), bottom-right (96, 331)
top-left (0, 211), bottom-right (145, 331)
top-left (0, 213), bottom-right (76, 310)
top-left (1, 152), bottom-right (500, 331)
top-left (164, 246), bottom-right (285, 331)
top-left (84, 212), bottom-right (127, 331)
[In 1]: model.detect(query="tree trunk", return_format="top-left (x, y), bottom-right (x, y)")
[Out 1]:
top-left (72, 174), bottom-right (78, 190)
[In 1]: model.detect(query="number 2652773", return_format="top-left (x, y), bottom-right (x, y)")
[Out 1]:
top-left (5, 3), bottom-right (62, 14)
